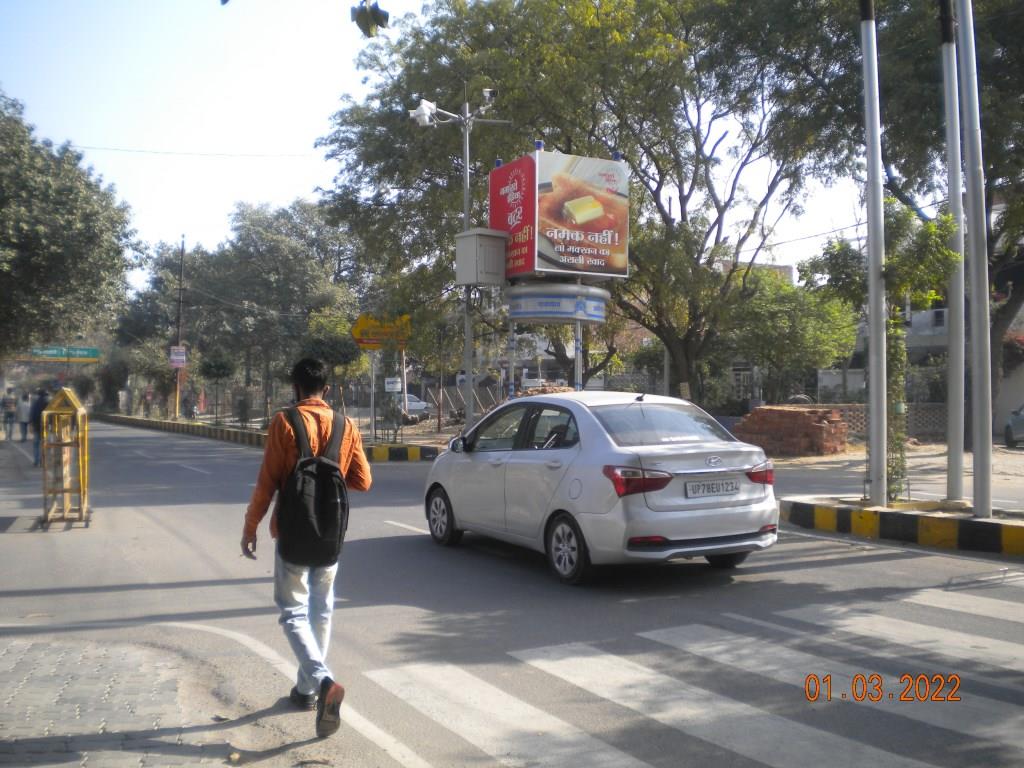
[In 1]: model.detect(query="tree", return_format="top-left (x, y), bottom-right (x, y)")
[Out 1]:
top-left (0, 90), bottom-right (136, 360)
top-left (715, 0), bottom-right (1024, 403)
top-left (801, 200), bottom-right (958, 498)
top-left (729, 270), bottom-right (857, 404)
top-left (318, 1), bottom-right (858, 403)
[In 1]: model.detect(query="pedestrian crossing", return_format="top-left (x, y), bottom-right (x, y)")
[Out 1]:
top-left (363, 577), bottom-right (1024, 768)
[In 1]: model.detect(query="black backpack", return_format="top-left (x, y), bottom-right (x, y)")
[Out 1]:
top-left (275, 408), bottom-right (350, 567)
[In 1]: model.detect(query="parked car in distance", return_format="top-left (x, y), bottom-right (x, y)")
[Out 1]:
top-left (392, 393), bottom-right (433, 423)
top-left (1006, 403), bottom-right (1024, 448)
top-left (424, 391), bottom-right (778, 584)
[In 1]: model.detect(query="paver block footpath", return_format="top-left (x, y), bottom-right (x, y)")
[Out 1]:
top-left (0, 638), bottom-right (234, 766)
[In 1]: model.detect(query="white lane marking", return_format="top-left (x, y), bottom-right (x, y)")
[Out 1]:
top-left (179, 464), bottom-right (213, 475)
top-left (902, 589), bottom-right (1024, 624)
top-left (160, 622), bottom-right (433, 768)
top-left (384, 520), bottom-right (428, 535)
top-left (366, 662), bottom-right (649, 768)
top-left (642, 624), bottom-right (1024, 749)
top-left (780, 527), bottom-right (1015, 564)
top-left (9, 441), bottom-right (33, 462)
top-left (778, 607), bottom-right (1024, 674)
top-left (134, 450), bottom-right (154, 459)
top-left (722, 612), bottom-right (1021, 694)
top-left (512, 643), bottom-right (934, 768)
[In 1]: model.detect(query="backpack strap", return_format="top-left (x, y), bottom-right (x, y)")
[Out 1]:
top-left (324, 412), bottom-right (346, 461)
top-left (284, 407), bottom-right (313, 459)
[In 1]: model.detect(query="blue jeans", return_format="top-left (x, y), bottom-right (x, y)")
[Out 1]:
top-left (3, 414), bottom-right (13, 441)
top-left (33, 434), bottom-right (41, 466)
top-left (274, 548), bottom-right (339, 696)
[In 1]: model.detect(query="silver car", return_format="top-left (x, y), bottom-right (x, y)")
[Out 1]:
top-left (424, 391), bottom-right (778, 584)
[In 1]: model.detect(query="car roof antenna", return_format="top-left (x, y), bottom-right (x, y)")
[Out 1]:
top-left (635, 392), bottom-right (646, 402)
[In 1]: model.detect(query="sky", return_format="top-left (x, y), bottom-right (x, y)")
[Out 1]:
top-left (0, 0), bottom-right (862, 287)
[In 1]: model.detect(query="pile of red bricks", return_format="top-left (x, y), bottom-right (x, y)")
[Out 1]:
top-left (732, 406), bottom-right (848, 456)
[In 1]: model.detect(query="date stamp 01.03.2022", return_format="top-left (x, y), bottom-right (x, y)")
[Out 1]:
top-left (804, 673), bottom-right (962, 703)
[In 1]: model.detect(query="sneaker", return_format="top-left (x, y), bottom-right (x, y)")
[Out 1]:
top-left (315, 677), bottom-right (345, 738)
top-left (289, 686), bottom-right (317, 710)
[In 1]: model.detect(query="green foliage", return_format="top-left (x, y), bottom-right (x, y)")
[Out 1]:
top-left (729, 270), bottom-right (857, 403)
top-left (0, 90), bottom-right (135, 359)
top-left (317, 0), bottom-right (860, 401)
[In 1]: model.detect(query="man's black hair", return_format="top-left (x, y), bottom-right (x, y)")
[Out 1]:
top-left (291, 358), bottom-right (329, 396)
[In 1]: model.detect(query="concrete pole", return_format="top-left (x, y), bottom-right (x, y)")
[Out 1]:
top-left (939, 0), bottom-right (965, 500)
top-left (955, 0), bottom-right (992, 517)
top-left (173, 235), bottom-right (185, 421)
top-left (574, 319), bottom-right (583, 391)
top-left (861, 0), bottom-right (888, 505)
top-left (461, 100), bottom-right (475, 429)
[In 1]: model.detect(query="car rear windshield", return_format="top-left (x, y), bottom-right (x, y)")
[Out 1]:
top-left (592, 402), bottom-right (734, 446)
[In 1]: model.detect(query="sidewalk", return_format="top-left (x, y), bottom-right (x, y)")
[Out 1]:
top-left (0, 444), bottom-right (290, 766)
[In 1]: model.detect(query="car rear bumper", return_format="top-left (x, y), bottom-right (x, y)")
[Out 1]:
top-left (580, 495), bottom-right (779, 564)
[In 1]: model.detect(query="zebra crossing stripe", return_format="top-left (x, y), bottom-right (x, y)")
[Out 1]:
top-left (366, 662), bottom-right (650, 768)
top-left (512, 643), bottom-right (935, 768)
top-left (778, 607), bottom-right (1024, 674)
top-left (902, 589), bottom-right (1024, 624)
top-left (641, 624), bottom-right (1024, 749)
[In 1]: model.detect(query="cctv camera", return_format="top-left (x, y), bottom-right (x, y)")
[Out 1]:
top-left (482, 88), bottom-right (497, 104)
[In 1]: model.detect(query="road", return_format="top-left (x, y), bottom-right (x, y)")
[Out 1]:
top-left (0, 422), bottom-right (1022, 767)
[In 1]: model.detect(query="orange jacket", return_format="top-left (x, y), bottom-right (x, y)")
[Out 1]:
top-left (245, 398), bottom-right (372, 540)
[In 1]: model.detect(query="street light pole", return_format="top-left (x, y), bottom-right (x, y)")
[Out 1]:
top-left (409, 93), bottom-right (509, 429)
top-left (173, 235), bottom-right (185, 420)
top-left (461, 100), bottom-right (474, 426)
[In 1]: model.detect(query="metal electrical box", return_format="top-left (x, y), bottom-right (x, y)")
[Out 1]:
top-left (455, 228), bottom-right (507, 286)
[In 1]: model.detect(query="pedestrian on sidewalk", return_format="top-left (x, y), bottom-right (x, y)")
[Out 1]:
top-left (16, 392), bottom-right (32, 442)
top-left (29, 389), bottom-right (49, 466)
top-left (241, 357), bottom-right (372, 739)
top-left (1, 389), bottom-right (16, 441)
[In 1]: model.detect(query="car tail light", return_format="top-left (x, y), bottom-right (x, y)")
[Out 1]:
top-left (759, 524), bottom-right (778, 534)
top-left (602, 465), bottom-right (673, 497)
top-left (746, 461), bottom-right (774, 485)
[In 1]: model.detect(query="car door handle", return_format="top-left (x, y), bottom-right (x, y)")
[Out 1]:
top-left (489, 458), bottom-right (505, 467)
top-left (545, 460), bottom-right (563, 469)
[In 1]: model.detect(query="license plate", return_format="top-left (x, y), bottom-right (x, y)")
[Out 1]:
top-left (685, 479), bottom-right (740, 498)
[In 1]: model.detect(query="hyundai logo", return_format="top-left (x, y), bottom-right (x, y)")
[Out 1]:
top-left (705, 456), bottom-right (722, 467)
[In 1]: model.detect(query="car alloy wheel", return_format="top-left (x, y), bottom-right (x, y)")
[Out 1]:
top-left (427, 488), bottom-right (462, 546)
top-left (546, 513), bottom-right (590, 585)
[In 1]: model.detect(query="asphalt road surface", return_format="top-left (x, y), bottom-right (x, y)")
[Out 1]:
top-left (0, 422), bottom-right (1021, 767)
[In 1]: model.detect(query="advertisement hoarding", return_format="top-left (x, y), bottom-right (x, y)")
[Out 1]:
top-left (490, 150), bottom-right (629, 280)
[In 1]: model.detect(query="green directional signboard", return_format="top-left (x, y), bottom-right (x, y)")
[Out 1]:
top-left (17, 346), bottom-right (102, 363)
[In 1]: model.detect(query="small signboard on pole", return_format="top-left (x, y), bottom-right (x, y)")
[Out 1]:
top-left (384, 377), bottom-right (402, 393)
top-left (169, 345), bottom-right (187, 369)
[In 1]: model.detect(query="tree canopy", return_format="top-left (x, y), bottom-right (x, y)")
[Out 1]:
top-left (0, 90), bottom-right (135, 360)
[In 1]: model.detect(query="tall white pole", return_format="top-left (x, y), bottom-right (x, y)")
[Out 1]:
top-left (955, 0), bottom-right (992, 517)
top-left (461, 100), bottom-right (475, 429)
top-left (861, 0), bottom-right (888, 505)
top-left (939, 0), bottom-right (965, 500)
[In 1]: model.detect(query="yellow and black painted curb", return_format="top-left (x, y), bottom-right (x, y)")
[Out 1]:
top-left (780, 498), bottom-right (1024, 557)
top-left (92, 414), bottom-right (439, 462)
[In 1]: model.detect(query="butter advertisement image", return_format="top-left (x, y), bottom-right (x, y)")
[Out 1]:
top-left (536, 151), bottom-right (629, 278)
top-left (488, 153), bottom-right (537, 278)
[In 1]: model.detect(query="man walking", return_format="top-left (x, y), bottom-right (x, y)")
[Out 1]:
top-left (241, 358), bottom-right (372, 738)
top-left (17, 393), bottom-right (32, 442)
top-left (29, 389), bottom-right (50, 466)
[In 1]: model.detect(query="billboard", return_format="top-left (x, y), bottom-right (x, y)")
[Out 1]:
top-left (490, 150), bottom-right (629, 279)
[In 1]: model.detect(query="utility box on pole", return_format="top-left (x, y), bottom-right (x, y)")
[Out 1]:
top-left (455, 228), bottom-right (507, 286)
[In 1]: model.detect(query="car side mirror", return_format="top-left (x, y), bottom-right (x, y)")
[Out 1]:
top-left (449, 435), bottom-right (471, 453)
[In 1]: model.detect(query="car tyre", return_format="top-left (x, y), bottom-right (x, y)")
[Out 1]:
top-left (427, 488), bottom-right (462, 546)
top-left (1006, 425), bottom-right (1017, 449)
top-left (705, 552), bottom-right (750, 569)
top-left (546, 513), bottom-right (591, 585)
